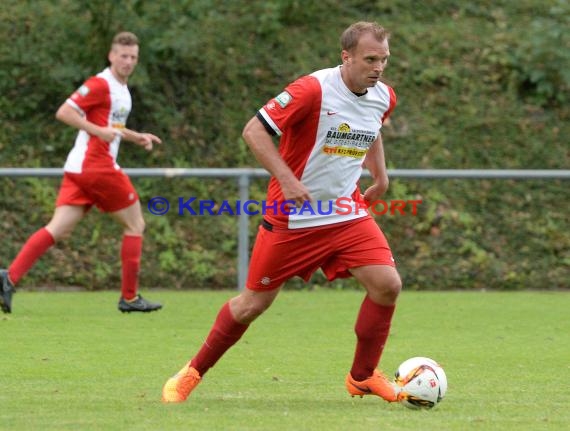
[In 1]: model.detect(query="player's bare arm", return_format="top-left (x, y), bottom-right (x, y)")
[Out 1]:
top-left (55, 103), bottom-right (122, 142)
top-left (362, 134), bottom-right (389, 203)
top-left (242, 116), bottom-right (312, 206)
top-left (121, 129), bottom-right (162, 151)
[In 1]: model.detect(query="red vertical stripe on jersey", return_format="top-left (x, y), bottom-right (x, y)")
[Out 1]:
top-left (266, 76), bottom-right (323, 208)
top-left (80, 78), bottom-right (112, 170)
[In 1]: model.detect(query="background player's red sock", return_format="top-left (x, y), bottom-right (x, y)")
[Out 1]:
top-left (121, 235), bottom-right (142, 300)
top-left (350, 295), bottom-right (395, 381)
top-left (8, 227), bottom-right (55, 285)
top-left (191, 302), bottom-right (249, 375)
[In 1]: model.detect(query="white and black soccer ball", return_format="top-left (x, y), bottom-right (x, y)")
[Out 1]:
top-left (394, 357), bottom-right (447, 409)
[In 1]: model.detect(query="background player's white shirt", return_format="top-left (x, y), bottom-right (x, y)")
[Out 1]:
top-left (63, 67), bottom-right (131, 173)
top-left (258, 66), bottom-right (396, 229)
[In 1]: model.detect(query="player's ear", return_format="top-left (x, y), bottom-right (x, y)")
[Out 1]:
top-left (107, 48), bottom-right (116, 65)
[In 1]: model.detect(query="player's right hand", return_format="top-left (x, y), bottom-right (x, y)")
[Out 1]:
top-left (280, 177), bottom-right (313, 207)
top-left (98, 127), bottom-right (123, 142)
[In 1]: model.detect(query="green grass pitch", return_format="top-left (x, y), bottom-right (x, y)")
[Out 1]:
top-left (1, 289), bottom-right (568, 430)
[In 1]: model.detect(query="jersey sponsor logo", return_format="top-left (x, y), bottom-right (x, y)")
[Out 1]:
top-left (325, 129), bottom-right (375, 144)
top-left (275, 91), bottom-right (292, 108)
top-left (322, 146), bottom-right (367, 158)
top-left (111, 106), bottom-right (130, 127)
top-left (322, 123), bottom-right (376, 158)
top-left (326, 111), bottom-right (338, 116)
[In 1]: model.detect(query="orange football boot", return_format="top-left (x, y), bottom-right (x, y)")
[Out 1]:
top-left (345, 369), bottom-right (402, 402)
top-left (162, 363), bottom-right (201, 403)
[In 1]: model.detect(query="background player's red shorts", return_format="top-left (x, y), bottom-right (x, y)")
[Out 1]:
top-left (56, 170), bottom-right (139, 213)
top-left (246, 216), bottom-right (395, 291)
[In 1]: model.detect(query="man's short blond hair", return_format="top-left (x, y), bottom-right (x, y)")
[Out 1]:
top-left (341, 22), bottom-right (389, 52)
top-left (112, 32), bottom-right (139, 47)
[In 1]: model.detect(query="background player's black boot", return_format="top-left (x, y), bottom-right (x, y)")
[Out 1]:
top-left (0, 269), bottom-right (15, 314)
top-left (118, 295), bottom-right (162, 313)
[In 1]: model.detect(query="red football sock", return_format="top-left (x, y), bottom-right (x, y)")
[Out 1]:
top-left (121, 235), bottom-right (142, 300)
top-left (350, 295), bottom-right (395, 381)
top-left (191, 302), bottom-right (249, 376)
top-left (8, 227), bottom-right (55, 285)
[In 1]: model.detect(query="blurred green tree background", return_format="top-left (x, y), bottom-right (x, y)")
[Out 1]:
top-left (1, 0), bottom-right (568, 290)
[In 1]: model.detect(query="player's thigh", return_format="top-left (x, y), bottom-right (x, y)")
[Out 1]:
top-left (246, 225), bottom-right (326, 290)
top-left (45, 205), bottom-right (86, 240)
top-left (55, 173), bottom-right (93, 208)
top-left (322, 217), bottom-right (395, 279)
top-left (88, 169), bottom-right (139, 213)
top-left (110, 200), bottom-right (145, 235)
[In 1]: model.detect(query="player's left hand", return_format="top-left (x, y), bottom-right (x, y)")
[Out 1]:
top-left (138, 133), bottom-right (162, 151)
top-left (362, 181), bottom-right (388, 205)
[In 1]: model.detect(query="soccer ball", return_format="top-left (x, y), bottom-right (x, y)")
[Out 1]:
top-left (394, 357), bottom-right (447, 409)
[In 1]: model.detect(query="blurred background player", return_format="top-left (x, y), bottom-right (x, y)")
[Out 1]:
top-left (162, 21), bottom-right (404, 403)
top-left (0, 32), bottom-right (162, 314)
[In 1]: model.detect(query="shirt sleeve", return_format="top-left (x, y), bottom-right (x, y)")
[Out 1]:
top-left (257, 75), bottom-right (321, 136)
top-left (66, 76), bottom-right (109, 115)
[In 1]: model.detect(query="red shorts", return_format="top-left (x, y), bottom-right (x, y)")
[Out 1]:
top-left (56, 170), bottom-right (138, 213)
top-left (246, 216), bottom-right (395, 291)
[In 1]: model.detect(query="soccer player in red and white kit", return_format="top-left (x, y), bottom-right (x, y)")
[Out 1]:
top-left (162, 21), bottom-right (406, 403)
top-left (0, 32), bottom-right (162, 314)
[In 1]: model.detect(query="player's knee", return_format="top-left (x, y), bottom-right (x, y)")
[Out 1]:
top-left (124, 217), bottom-right (145, 235)
top-left (384, 275), bottom-right (402, 300)
top-left (231, 298), bottom-right (271, 324)
top-left (370, 272), bottom-right (402, 303)
top-left (242, 302), bottom-right (270, 323)
top-left (46, 224), bottom-right (73, 242)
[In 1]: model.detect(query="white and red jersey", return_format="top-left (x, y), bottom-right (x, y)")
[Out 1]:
top-left (63, 67), bottom-right (131, 173)
top-left (257, 65), bottom-right (396, 229)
